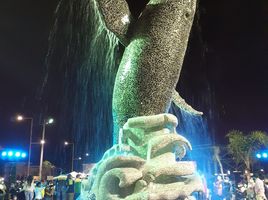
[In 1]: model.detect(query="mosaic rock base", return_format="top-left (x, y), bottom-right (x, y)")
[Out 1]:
top-left (82, 114), bottom-right (204, 200)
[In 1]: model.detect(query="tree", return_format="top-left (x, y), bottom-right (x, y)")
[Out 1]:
top-left (226, 130), bottom-right (268, 172)
top-left (42, 160), bottom-right (55, 178)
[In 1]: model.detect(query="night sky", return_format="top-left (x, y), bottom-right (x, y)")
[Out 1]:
top-left (0, 0), bottom-right (268, 166)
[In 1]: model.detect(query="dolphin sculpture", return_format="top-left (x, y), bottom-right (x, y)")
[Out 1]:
top-left (96, 0), bottom-right (202, 142)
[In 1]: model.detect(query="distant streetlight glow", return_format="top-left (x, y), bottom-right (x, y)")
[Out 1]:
top-left (262, 153), bottom-right (268, 158)
top-left (64, 141), bottom-right (75, 171)
top-left (21, 153), bottom-right (26, 158)
top-left (17, 115), bottom-right (23, 121)
top-left (86, 153), bottom-right (89, 156)
top-left (1, 152), bottom-right (7, 157)
top-left (14, 115), bottom-right (33, 176)
top-left (40, 117), bottom-right (54, 180)
top-left (256, 153), bottom-right (261, 158)
top-left (46, 118), bottom-right (54, 124)
top-left (78, 157), bottom-right (82, 160)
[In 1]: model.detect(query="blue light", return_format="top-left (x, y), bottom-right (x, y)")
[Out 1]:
top-left (8, 151), bottom-right (13, 157)
top-left (15, 152), bottom-right (21, 157)
top-left (1, 149), bottom-right (27, 160)
top-left (1, 152), bottom-right (7, 157)
top-left (256, 153), bottom-right (261, 158)
top-left (263, 153), bottom-right (268, 158)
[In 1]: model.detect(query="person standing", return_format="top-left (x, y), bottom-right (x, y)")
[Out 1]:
top-left (246, 178), bottom-right (255, 200)
top-left (213, 176), bottom-right (223, 200)
top-left (23, 175), bottom-right (35, 200)
top-left (55, 175), bottom-right (69, 200)
top-left (74, 175), bottom-right (82, 200)
top-left (44, 181), bottom-right (54, 200)
top-left (255, 173), bottom-right (267, 200)
top-left (9, 183), bottom-right (18, 200)
top-left (66, 174), bottom-right (74, 200)
top-left (34, 182), bottom-right (44, 200)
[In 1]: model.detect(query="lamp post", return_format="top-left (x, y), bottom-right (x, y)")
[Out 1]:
top-left (39, 118), bottom-right (54, 180)
top-left (16, 115), bottom-right (33, 176)
top-left (64, 141), bottom-right (75, 172)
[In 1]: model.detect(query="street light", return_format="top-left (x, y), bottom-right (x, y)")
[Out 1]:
top-left (64, 141), bottom-right (75, 172)
top-left (39, 118), bottom-right (54, 180)
top-left (16, 115), bottom-right (33, 176)
top-left (47, 118), bottom-right (54, 124)
top-left (17, 115), bottom-right (23, 121)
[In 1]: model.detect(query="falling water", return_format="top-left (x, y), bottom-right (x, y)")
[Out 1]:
top-left (43, 0), bottom-right (120, 166)
top-left (169, 103), bottom-right (214, 176)
top-left (213, 146), bottom-right (224, 179)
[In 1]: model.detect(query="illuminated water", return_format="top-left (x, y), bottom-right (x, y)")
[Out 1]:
top-left (170, 103), bottom-right (214, 176)
top-left (43, 0), bottom-right (119, 166)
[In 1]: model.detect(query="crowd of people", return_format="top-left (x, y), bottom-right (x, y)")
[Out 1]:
top-left (1, 170), bottom-right (268, 200)
top-left (0, 173), bottom-right (83, 200)
top-left (211, 171), bottom-right (268, 200)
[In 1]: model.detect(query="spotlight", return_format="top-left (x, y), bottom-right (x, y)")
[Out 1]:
top-left (256, 153), bottom-right (262, 159)
top-left (262, 153), bottom-right (268, 158)
top-left (8, 151), bottom-right (13, 157)
top-left (15, 152), bottom-right (21, 157)
top-left (21, 153), bottom-right (26, 158)
top-left (1, 152), bottom-right (7, 157)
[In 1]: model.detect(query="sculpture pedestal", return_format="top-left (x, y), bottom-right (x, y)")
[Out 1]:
top-left (82, 114), bottom-right (204, 200)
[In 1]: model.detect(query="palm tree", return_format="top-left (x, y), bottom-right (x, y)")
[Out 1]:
top-left (226, 130), bottom-right (268, 171)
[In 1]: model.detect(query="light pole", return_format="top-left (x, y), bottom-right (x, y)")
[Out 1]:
top-left (64, 141), bottom-right (75, 172)
top-left (16, 115), bottom-right (33, 176)
top-left (39, 118), bottom-right (54, 180)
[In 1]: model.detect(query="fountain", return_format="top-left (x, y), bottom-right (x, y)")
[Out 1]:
top-left (75, 0), bottom-right (206, 199)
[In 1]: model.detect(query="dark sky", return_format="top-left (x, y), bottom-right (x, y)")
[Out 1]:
top-left (198, 0), bottom-right (268, 136)
top-left (0, 0), bottom-right (58, 163)
top-left (0, 0), bottom-right (268, 166)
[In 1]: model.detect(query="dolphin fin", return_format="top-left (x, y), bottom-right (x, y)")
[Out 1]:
top-left (172, 90), bottom-right (203, 115)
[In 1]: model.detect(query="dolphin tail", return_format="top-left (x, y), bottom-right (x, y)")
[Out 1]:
top-left (172, 90), bottom-right (203, 116)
